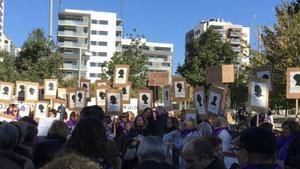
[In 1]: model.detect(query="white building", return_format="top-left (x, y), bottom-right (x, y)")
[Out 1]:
top-left (3, 34), bottom-right (18, 56)
top-left (57, 9), bottom-right (122, 82)
top-left (122, 38), bottom-right (173, 83)
top-left (185, 18), bottom-right (250, 64)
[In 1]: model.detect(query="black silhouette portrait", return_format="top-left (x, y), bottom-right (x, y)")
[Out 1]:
top-left (3, 86), bottom-right (9, 95)
top-left (211, 96), bottom-right (217, 106)
top-left (293, 74), bottom-right (300, 86)
top-left (142, 94), bottom-right (148, 104)
top-left (18, 85), bottom-right (25, 101)
top-left (48, 83), bottom-right (54, 90)
top-left (118, 69), bottom-right (124, 78)
top-left (176, 83), bottom-right (182, 92)
top-left (197, 94), bottom-right (202, 107)
top-left (254, 85), bottom-right (263, 97)
top-left (99, 92), bottom-right (105, 100)
top-left (165, 90), bottom-right (169, 101)
top-left (38, 104), bottom-right (45, 113)
top-left (71, 94), bottom-right (76, 103)
top-left (83, 83), bottom-right (88, 89)
top-left (29, 88), bottom-right (35, 95)
top-left (122, 87), bottom-right (127, 95)
top-left (110, 95), bottom-right (117, 105)
top-left (262, 74), bottom-right (269, 79)
top-left (78, 92), bottom-right (83, 102)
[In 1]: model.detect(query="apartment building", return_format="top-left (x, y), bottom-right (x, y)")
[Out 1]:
top-left (122, 38), bottom-right (173, 83)
top-left (185, 18), bottom-right (250, 64)
top-left (57, 9), bottom-right (122, 82)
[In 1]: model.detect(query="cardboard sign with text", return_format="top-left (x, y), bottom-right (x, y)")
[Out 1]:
top-left (206, 65), bottom-right (234, 84)
top-left (148, 72), bottom-right (170, 86)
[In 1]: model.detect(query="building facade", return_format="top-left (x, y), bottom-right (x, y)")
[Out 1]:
top-left (57, 9), bottom-right (122, 82)
top-left (122, 38), bottom-right (173, 83)
top-left (185, 18), bottom-right (250, 64)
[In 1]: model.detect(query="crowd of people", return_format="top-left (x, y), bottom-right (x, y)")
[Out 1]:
top-left (0, 104), bottom-right (300, 169)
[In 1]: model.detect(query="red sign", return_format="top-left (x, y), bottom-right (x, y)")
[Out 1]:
top-left (148, 72), bottom-right (170, 86)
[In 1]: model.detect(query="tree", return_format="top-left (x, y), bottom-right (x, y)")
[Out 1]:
top-left (0, 51), bottom-right (20, 82)
top-left (105, 36), bottom-right (149, 90)
top-left (15, 29), bottom-right (63, 84)
top-left (177, 28), bottom-right (238, 86)
top-left (259, 0), bottom-right (300, 112)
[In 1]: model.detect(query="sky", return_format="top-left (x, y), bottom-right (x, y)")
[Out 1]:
top-left (5, 0), bottom-right (282, 74)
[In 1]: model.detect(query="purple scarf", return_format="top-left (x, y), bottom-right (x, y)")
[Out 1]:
top-left (212, 127), bottom-right (228, 136)
top-left (66, 118), bottom-right (77, 128)
top-left (277, 134), bottom-right (296, 161)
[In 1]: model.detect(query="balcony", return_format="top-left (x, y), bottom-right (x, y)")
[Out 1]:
top-left (58, 31), bottom-right (88, 37)
top-left (115, 46), bottom-right (122, 52)
top-left (230, 32), bottom-right (240, 37)
top-left (60, 52), bottom-right (90, 60)
top-left (142, 49), bottom-right (172, 56)
top-left (58, 41), bottom-right (88, 48)
top-left (116, 26), bottom-right (122, 31)
top-left (58, 20), bottom-right (89, 27)
top-left (232, 46), bottom-right (241, 52)
top-left (230, 38), bottom-right (240, 44)
top-left (62, 63), bottom-right (88, 71)
top-left (116, 36), bottom-right (122, 41)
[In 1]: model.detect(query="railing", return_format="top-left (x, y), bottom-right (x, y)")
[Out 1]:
top-left (58, 20), bottom-right (89, 26)
top-left (58, 42), bottom-right (88, 48)
top-left (58, 31), bottom-right (88, 37)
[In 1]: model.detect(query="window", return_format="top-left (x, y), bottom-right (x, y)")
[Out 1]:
top-left (98, 52), bottom-right (107, 57)
top-left (92, 20), bottom-right (97, 24)
top-left (99, 31), bottom-right (108, 35)
top-left (90, 73), bottom-right (96, 77)
top-left (97, 63), bottom-right (103, 67)
top-left (91, 30), bottom-right (97, 35)
top-left (92, 52), bottom-right (96, 56)
top-left (91, 41), bottom-right (97, 45)
top-left (90, 62), bottom-right (96, 67)
top-left (97, 73), bottom-right (102, 77)
top-left (162, 63), bottom-right (170, 67)
top-left (99, 20), bottom-right (108, 25)
top-left (99, 41), bottom-right (107, 46)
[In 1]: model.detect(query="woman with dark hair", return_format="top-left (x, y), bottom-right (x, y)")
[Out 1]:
top-left (142, 108), bottom-right (156, 135)
top-left (66, 118), bottom-right (120, 169)
top-left (277, 119), bottom-right (300, 169)
top-left (123, 115), bottom-right (150, 169)
top-left (66, 112), bottom-right (77, 129)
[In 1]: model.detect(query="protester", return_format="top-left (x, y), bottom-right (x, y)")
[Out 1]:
top-left (142, 108), bottom-right (156, 135)
top-left (212, 116), bottom-right (232, 151)
top-left (34, 120), bottom-right (69, 168)
top-left (66, 111), bottom-right (77, 129)
top-left (41, 153), bottom-right (101, 169)
top-left (181, 138), bottom-right (227, 169)
top-left (232, 127), bottom-right (280, 169)
top-left (204, 136), bottom-right (223, 160)
top-left (198, 121), bottom-right (212, 137)
top-left (277, 119), bottom-right (300, 169)
top-left (66, 117), bottom-right (121, 169)
top-left (134, 136), bottom-right (176, 169)
top-left (155, 106), bottom-right (168, 137)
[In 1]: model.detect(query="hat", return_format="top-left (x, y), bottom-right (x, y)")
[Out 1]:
top-left (239, 127), bottom-right (276, 154)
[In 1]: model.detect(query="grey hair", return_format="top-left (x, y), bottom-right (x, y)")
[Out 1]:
top-left (137, 136), bottom-right (167, 161)
top-left (0, 123), bottom-right (19, 151)
top-left (198, 122), bottom-right (212, 137)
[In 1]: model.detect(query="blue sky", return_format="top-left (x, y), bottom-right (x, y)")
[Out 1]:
top-left (5, 0), bottom-right (282, 73)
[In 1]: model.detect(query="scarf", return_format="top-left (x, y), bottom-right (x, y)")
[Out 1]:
top-left (212, 127), bottom-right (228, 136)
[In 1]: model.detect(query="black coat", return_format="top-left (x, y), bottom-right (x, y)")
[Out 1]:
top-left (0, 149), bottom-right (35, 169)
top-left (285, 134), bottom-right (300, 168)
top-left (205, 158), bottom-right (227, 169)
top-left (133, 160), bottom-right (176, 169)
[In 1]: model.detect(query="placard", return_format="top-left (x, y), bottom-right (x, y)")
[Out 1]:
top-left (120, 83), bottom-right (131, 104)
top-left (286, 67), bottom-right (300, 99)
top-left (80, 80), bottom-right (91, 98)
top-left (194, 86), bottom-right (206, 114)
top-left (106, 89), bottom-right (122, 115)
top-left (95, 79), bottom-right (109, 87)
top-left (138, 90), bottom-right (153, 112)
top-left (207, 86), bottom-right (224, 115)
top-left (34, 101), bottom-right (49, 119)
top-left (67, 88), bottom-right (76, 110)
top-left (254, 66), bottom-right (272, 91)
top-left (95, 87), bottom-right (107, 108)
top-left (25, 82), bottom-right (39, 101)
top-left (0, 82), bottom-right (14, 103)
top-left (75, 88), bottom-right (86, 109)
top-left (172, 77), bottom-right (186, 102)
top-left (148, 71), bottom-right (170, 86)
top-left (57, 88), bottom-right (67, 100)
top-left (113, 65), bottom-right (129, 88)
top-left (248, 77), bottom-right (269, 113)
top-left (185, 109), bottom-right (197, 122)
top-left (163, 85), bottom-right (171, 110)
top-left (206, 64), bottom-right (234, 84)
top-left (15, 81), bottom-right (27, 102)
top-left (44, 79), bottom-right (58, 99)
